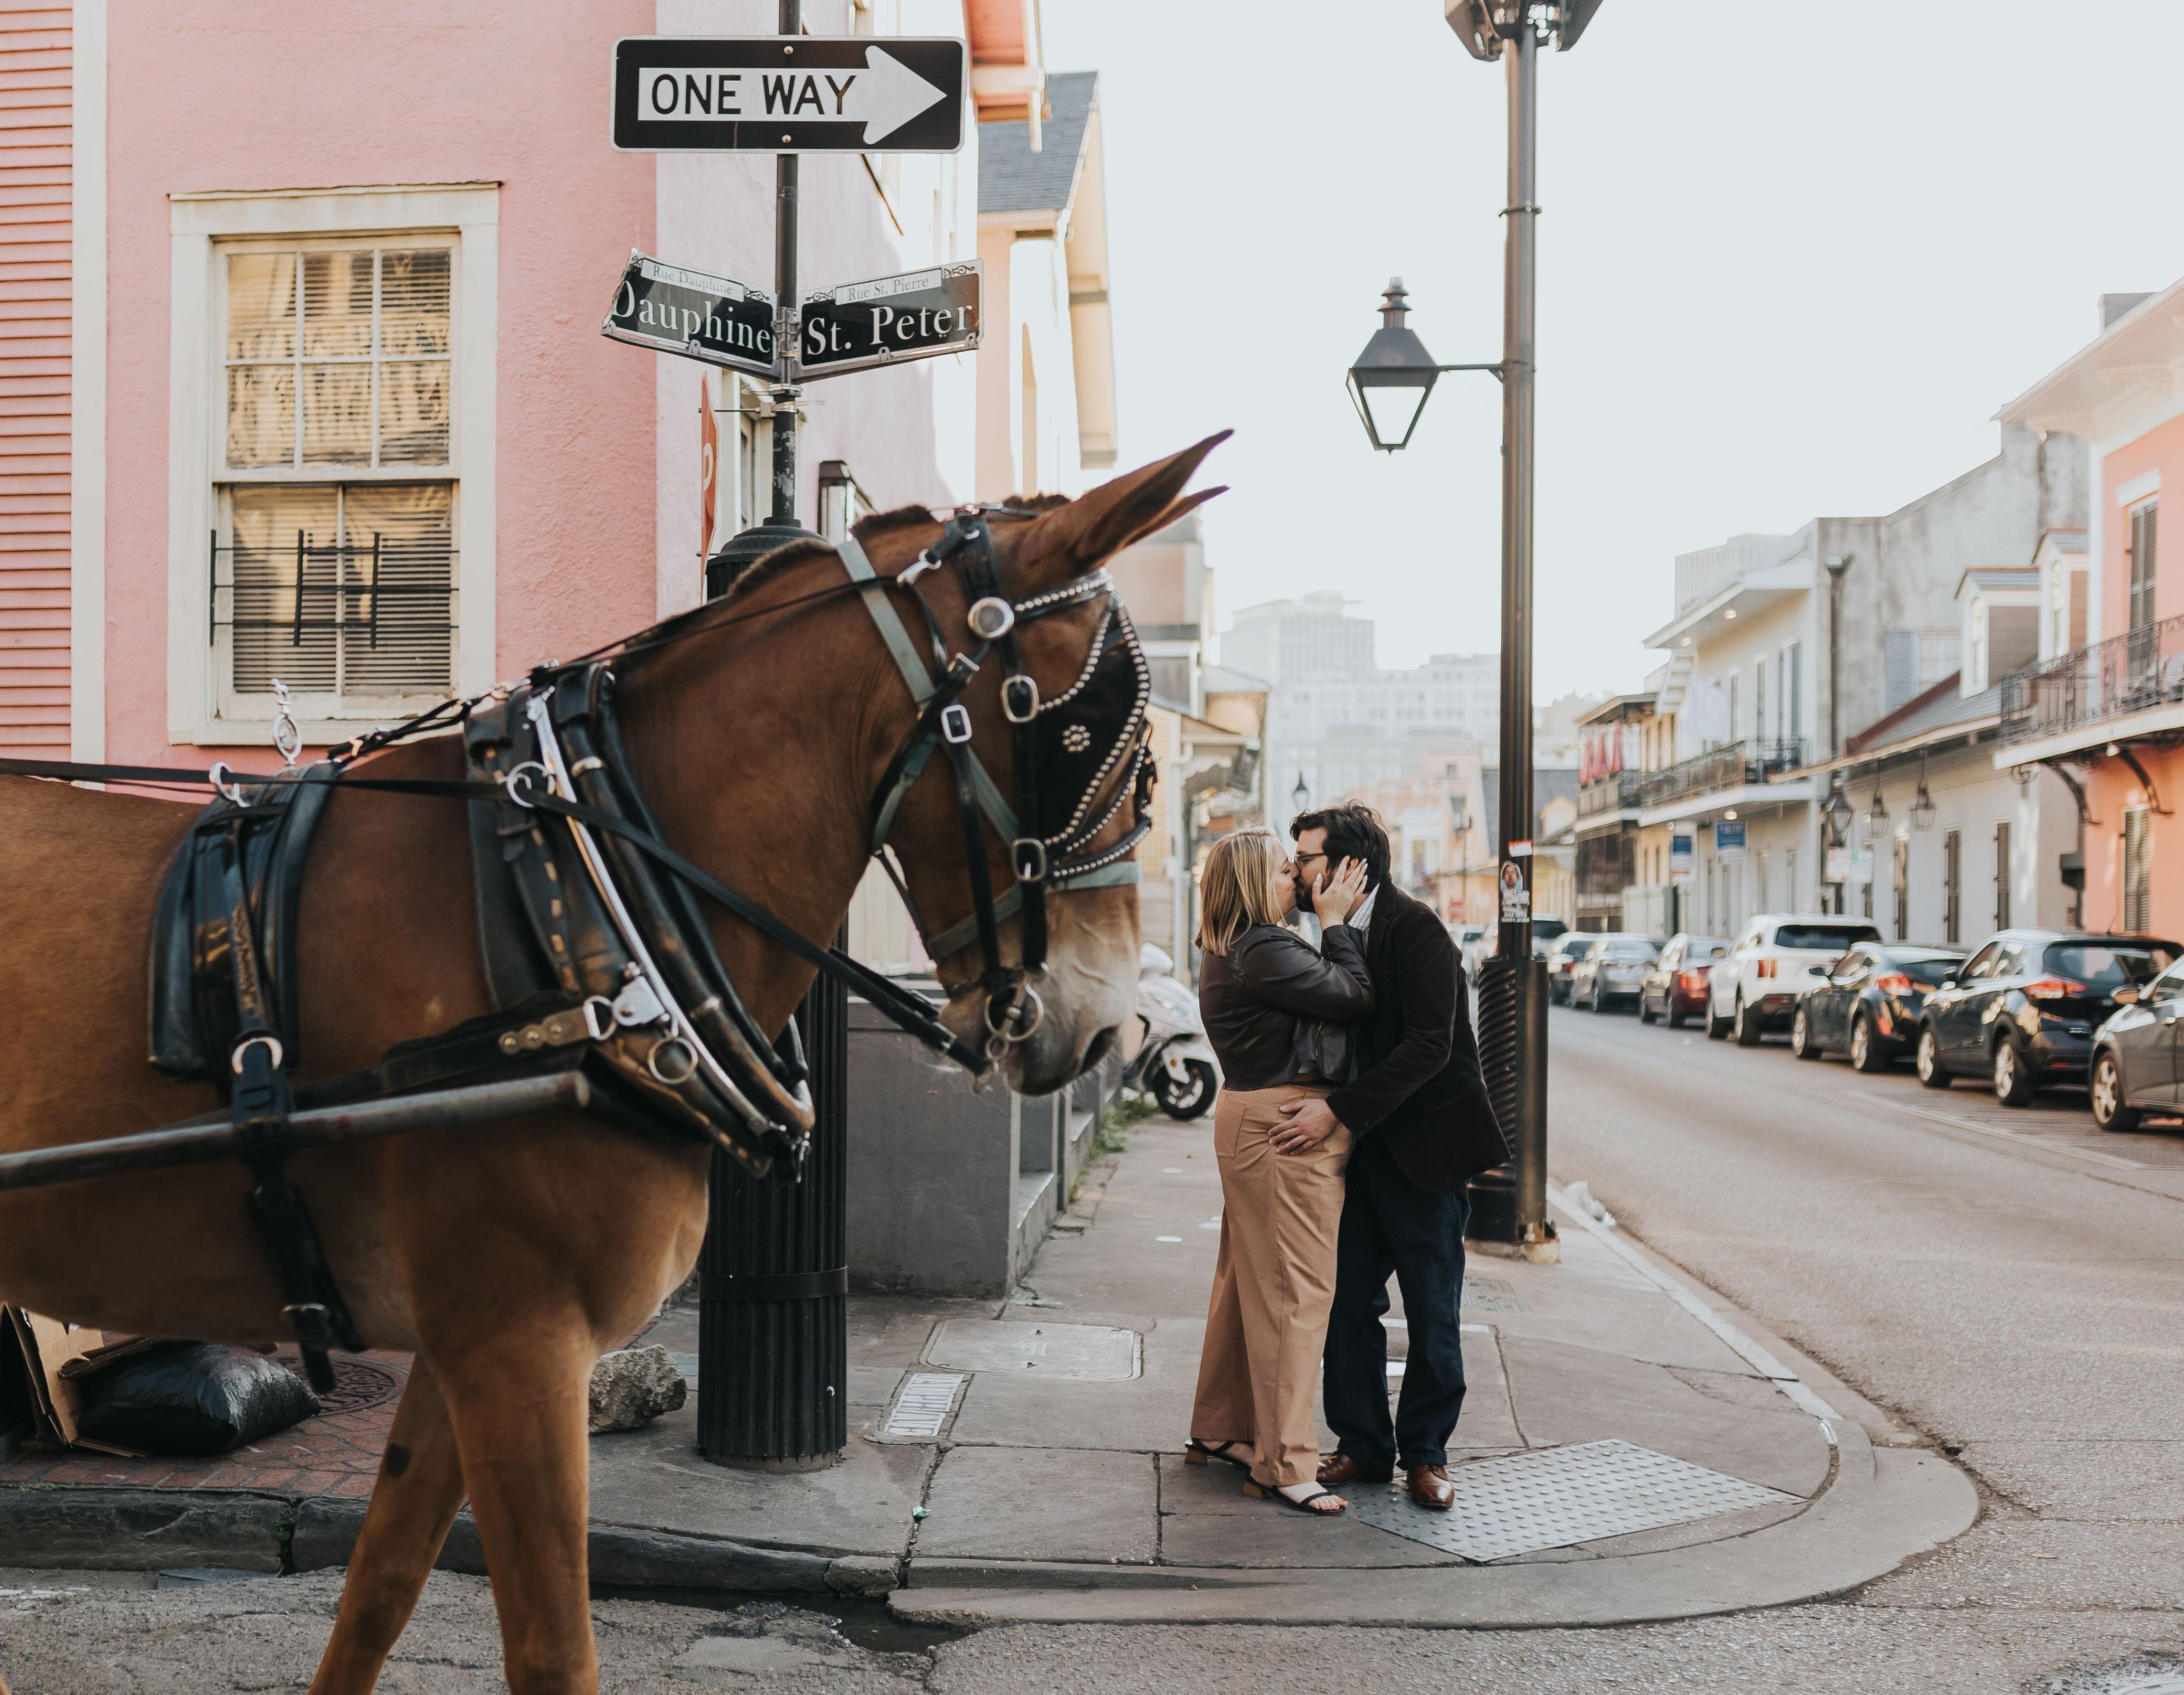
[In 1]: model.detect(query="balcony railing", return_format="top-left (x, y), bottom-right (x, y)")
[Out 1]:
top-left (1575, 775), bottom-right (1631, 817)
top-left (1626, 738), bottom-right (1807, 810)
top-left (2000, 614), bottom-right (2184, 745)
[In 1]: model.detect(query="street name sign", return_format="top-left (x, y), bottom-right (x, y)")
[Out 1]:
top-left (800, 262), bottom-right (980, 377)
top-left (601, 252), bottom-right (777, 378)
top-left (612, 36), bottom-right (966, 153)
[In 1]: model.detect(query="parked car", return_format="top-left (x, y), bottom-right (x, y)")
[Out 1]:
top-left (1448, 923), bottom-right (1487, 961)
top-left (1570, 935), bottom-right (1660, 1012)
top-left (1788, 943), bottom-right (1964, 1071)
top-left (1546, 934), bottom-right (1602, 1004)
top-left (1913, 930), bottom-right (2182, 1104)
top-left (2089, 957), bottom-right (2184, 1131)
top-left (1708, 915), bottom-right (1883, 1045)
top-left (1462, 916), bottom-right (1568, 982)
top-left (1639, 934), bottom-right (1730, 1028)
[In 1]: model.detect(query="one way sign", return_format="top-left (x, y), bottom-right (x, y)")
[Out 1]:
top-left (612, 36), bottom-right (966, 153)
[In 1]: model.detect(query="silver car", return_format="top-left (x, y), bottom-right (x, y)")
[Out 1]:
top-left (1569, 935), bottom-right (1659, 1012)
top-left (2090, 956), bottom-right (2184, 1131)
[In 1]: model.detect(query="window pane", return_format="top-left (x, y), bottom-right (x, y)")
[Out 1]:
top-left (301, 250), bottom-right (375, 359)
top-left (229, 485), bottom-right (339, 694)
top-left (301, 364), bottom-right (373, 465)
top-left (340, 482), bottom-right (454, 696)
top-left (225, 366), bottom-right (295, 468)
top-left (378, 361), bottom-right (449, 465)
top-left (380, 250), bottom-right (451, 357)
top-left (227, 253), bottom-right (297, 361)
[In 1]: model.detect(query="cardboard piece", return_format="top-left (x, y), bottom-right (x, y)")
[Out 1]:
top-left (3, 1307), bottom-right (142, 1455)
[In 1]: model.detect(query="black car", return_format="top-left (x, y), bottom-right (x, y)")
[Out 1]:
top-left (1912, 930), bottom-right (2184, 1105)
top-left (2089, 957), bottom-right (2184, 1131)
top-left (1788, 943), bottom-right (1964, 1072)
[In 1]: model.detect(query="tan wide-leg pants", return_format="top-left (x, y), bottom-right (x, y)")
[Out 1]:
top-left (1189, 1083), bottom-right (1353, 1488)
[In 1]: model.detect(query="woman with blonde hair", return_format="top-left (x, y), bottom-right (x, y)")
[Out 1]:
top-left (1185, 826), bottom-right (1371, 1515)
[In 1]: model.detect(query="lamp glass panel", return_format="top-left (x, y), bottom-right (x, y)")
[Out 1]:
top-left (1358, 379), bottom-right (1433, 449)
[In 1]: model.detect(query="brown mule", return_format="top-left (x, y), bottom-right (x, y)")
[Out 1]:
top-left (0, 436), bottom-right (1225, 1695)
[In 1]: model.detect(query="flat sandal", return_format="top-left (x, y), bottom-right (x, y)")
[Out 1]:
top-left (1242, 1478), bottom-right (1348, 1516)
top-left (1184, 1438), bottom-right (1252, 1472)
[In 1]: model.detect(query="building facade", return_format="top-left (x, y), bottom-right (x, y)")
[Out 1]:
top-left (1997, 282), bottom-right (2184, 940)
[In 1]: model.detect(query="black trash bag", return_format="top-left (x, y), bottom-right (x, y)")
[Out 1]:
top-left (74, 1341), bottom-right (321, 1456)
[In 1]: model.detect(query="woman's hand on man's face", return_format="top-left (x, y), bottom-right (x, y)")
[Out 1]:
top-left (1310, 856), bottom-right (1369, 926)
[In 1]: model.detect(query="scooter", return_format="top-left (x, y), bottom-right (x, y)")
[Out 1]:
top-left (1122, 943), bottom-right (1220, 1120)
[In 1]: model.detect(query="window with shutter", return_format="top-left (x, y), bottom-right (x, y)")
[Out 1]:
top-left (2124, 807), bottom-right (2151, 935)
top-left (1943, 827), bottom-right (1961, 945)
top-left (1995, 821), bottom-right (2011, 930)
top-left (213, 242), bottom-right (456, 718)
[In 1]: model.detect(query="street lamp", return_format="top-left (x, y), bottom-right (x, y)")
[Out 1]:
top-left (1291, 771), bottom-right (1310, 821)
top-left (1822, 776), bottom-right (1854, 846)
top-left (1346, 279), bottom-right (1504, 453)
top-left (1864, 788), bottom-right (1890, 837)
top-left (1911, 756), bottom-right (1937, 830)
top-left (1343, 0), bottom-right (1606, 1264)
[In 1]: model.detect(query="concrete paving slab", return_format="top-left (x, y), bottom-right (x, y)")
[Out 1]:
top-left (1455, 1323), bottom-right (1524, 1448)
top-left (586, 1401), bottom-right (929, 1559)
top-left (1481, 1238), bottom-right (1761, 1375)
top-left (1158, 1506), bottom-right (1457, 1570)
top-left (916, 1446), bottom-right (1157, 1564)
top-left (1501, 1335), bottom-right (1830, 1498)
top-left (923, 1318), bottom-right (1141, 1381)
top-left (948, 1322), bottom-right (1198, 1453)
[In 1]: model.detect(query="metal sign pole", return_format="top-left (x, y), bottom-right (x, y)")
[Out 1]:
top-left (696, 0), bottom-right (849, 1474)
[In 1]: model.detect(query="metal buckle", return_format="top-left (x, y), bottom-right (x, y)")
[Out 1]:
top-left (207, 761), bottom-right (246, 806)
top-left (1001, 674), bottom-right (1040, 723)
top-left (270, 679), bottom-right (303, 769)
top-left (231, 1033), bottom-right (285, 1075)
top-left (502, 761), bottom-right (551, 807)
top-left (1012, 837), bottom-right (1048, 882)
top-left (967, 595), bottom-right (1016, 641)
top-left (900, 551), bottom-right (941, 585)
top-left (581, 996), bottom-right (617, 1041)
top-left (983, 984), bottom-right (1045, 1043)
top-left (941, 703), bottom-right (973, 745)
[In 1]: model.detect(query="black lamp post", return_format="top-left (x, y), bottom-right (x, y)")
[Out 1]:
top-left (1291, 771), bottom-right (1310, 820)
top-left (1342, 0), bottom-right (1605, 1264)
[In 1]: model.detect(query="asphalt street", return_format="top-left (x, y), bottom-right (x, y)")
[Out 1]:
top-left (13, 1006), bottom-right (2184, 1692)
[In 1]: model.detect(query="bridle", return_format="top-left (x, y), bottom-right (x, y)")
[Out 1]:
top-left (847, 505), bottom-right (1154, 1059)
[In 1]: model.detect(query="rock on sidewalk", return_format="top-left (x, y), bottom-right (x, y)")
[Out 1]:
top-left (588, 1345), bottom-right (687, 1434)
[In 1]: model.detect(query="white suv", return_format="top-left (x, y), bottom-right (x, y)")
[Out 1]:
top-left (1708, 914), bottom-right (1882, 1046)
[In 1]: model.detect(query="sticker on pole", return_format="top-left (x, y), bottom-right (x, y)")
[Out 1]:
top-left (601, 252), bottom-right (778, 378)
top-left (612, 36), bottom-right (967, 153)
top-left (800, 262), bottom-right (980, 377)
top-left (1499, 860), bottom-right (1531, 924)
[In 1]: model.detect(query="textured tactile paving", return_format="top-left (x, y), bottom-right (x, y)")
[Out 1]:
top-left (1345, 1438), bottom-right (1795, 1562)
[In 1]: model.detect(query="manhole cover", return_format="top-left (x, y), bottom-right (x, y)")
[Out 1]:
top-left (273, 1355), bottom-right (404, 1417)
top-left (1462, 1274), bottom-right (1526, 1312)
top-left (920, 1319), bottom-right (1140, 1381)
top-left (1347, 1438), bottom-right (1794, 1562)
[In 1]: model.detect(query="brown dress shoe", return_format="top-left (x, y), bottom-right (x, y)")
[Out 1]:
top-left (1407, 1464), bottom-right (1455, 1510)
top-left (1317, 1452), bottom-right (1393, 1488)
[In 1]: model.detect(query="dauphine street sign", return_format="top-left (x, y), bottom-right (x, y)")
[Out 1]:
top-left (612, 36), bottom-right (966, 153)
top-left (601, 252), bottom-right (778, 378)
top-left (800, 262), bottom-right (980, 378)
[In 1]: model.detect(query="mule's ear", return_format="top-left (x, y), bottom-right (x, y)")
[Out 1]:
top-left (1112, 484), bottom-right (1226, 555)
top-left (1017, 431), bottom-right (1231, 581)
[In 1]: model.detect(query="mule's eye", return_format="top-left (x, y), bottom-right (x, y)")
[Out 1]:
top-left (1062, 723), bottom-right (1092, 754)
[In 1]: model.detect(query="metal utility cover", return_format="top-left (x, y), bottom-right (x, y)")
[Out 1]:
top-left (612, 37), bottom-right (967, 153)
top-left (922, 1319), bottom-right (1141, 1382)
top-left (1460, 1273), bottom-right (1528, 1313)
top-left (1347, 1440), bottom-right (1794, 1563)
top-left (880, 1372), bottom-right (964, 1441)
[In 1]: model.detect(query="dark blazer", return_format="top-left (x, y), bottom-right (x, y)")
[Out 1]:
top-left (1325, 886), bottom-right (1509, 1192)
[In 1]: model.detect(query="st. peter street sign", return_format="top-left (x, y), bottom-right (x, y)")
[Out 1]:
top-left (600, 252), bottom-right (778, 377)
top-left (612, 36), bottom-right (966, 153)
top-left (800, 263), bottom-right (980, 377)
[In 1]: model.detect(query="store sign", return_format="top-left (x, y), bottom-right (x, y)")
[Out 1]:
top-left (1825, 844), bottom-right (1850, 886)
top-left (602, 251), bottom-right (777, 377)
top-left (1669, 830), bottom-right (1693, 882)
top-left (1714, 818), bottom-right (1746, 861)
top-left (799, 262), bottom-right (980, 376)
top-left (1850, 845), bottom-right (1873, 886)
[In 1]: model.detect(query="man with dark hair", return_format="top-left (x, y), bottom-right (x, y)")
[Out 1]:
top-left (1273, 802), bottom-right (1509, 1511)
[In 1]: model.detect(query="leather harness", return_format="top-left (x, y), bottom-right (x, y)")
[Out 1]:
top-left (0, 511), bottom-right (1153, 1389)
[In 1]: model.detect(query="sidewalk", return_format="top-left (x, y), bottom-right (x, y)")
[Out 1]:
top-left (0, 1113), bottom-right (1976, 1627)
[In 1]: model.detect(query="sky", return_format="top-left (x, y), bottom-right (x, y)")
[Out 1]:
top-left (1038, 0), bottom-right (2184, 701)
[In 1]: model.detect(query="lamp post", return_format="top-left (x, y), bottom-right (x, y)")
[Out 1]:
top-left (1291, 771), bottom-right (1311, 819)
top-left (1341, 0), bottom-right (1604, 1262)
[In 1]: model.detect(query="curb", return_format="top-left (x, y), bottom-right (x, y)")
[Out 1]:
top-left (887, 1421), bottom-right (1978, 1628)
top-left (0, 1486), bottom-right (899, 1597)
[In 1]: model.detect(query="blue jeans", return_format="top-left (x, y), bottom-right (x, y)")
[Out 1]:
top-left (1321, 1133), bottom-right (1469, 1471)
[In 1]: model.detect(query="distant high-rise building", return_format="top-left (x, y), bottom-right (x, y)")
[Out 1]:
top-left (1222, 593), bottom-right (1498, 813)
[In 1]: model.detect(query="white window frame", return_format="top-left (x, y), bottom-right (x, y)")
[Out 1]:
top-left (168, 184), bottom-right (497, 747)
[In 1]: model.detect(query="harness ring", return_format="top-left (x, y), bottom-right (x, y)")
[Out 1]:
top-left (230, 1033), bottom-right (285, 1075)
top-left (646, 1035), bottom-right (700, 1086)
top-left (967, 595), bottom-right (1016, 640)
top-left (1001, 674), bottom-right (1040, 723)
top-left (502, 761), bottom-right (552, 808)
top-left (207, 761), bottom-right (246, 806)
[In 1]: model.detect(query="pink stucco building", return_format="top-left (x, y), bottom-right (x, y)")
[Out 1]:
top-left (0, 0), bottom-right (1115, 778)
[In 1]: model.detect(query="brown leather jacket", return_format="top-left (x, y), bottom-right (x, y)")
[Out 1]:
top-left (1197, 923), bottom-right (1375, 1092)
